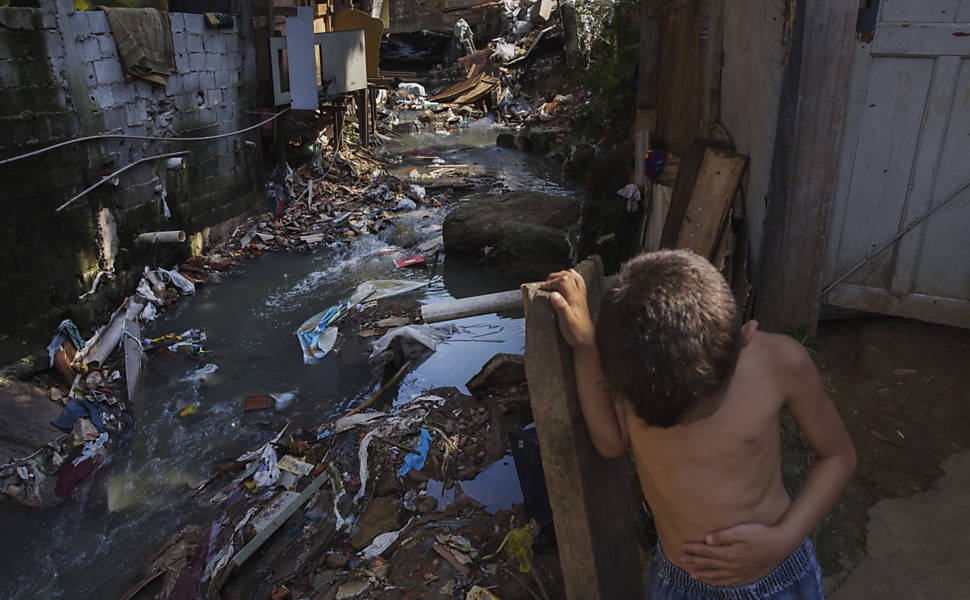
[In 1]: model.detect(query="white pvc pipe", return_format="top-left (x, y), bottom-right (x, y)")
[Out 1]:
top-left (137, 230), bottom-right (187, 244)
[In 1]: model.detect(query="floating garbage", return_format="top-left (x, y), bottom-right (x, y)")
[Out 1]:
top-left (299, 280), bottom-right (428, 364)
top-left (181, 363), bottom-right (219, 384)
top-left (394, 255), bottom-right (426, 269)
top-left (178, 402), bottom-right (200, 417)
top-left (369, 323), bottom-right (460, 359)
top-left (398, 82), bottom-right (426, 97)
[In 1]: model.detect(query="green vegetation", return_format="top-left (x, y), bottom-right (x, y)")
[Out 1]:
top-left (573, 0), bottom-right (641, 138)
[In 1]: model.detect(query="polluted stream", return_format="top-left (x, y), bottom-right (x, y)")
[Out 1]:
top-left (0, 129), bottom-right (579, 600)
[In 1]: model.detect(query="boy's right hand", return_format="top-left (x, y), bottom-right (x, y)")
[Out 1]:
top-left (542, 269), bottom-right (595, 349)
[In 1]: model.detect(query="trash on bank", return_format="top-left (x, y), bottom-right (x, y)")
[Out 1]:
top-left (397, 428), bottom-right (433, 476)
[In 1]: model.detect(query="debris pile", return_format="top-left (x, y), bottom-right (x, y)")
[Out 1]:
top-left (126, 353), bottom-right (563, 600)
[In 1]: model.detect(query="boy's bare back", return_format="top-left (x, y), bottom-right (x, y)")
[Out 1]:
top-left (625, 328), bottom-right (805, 580)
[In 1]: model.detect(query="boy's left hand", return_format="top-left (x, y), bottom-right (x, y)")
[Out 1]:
top-left (679, 523), bottom-right (793, 586)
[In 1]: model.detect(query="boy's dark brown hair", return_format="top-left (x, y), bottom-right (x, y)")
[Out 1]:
top-left (595, 249), bottom-right (741, 428)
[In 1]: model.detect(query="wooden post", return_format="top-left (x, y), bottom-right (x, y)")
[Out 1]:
top-left (521, 257), bottom-right (642, 600)
top-left (755, 0), bottom-right (856, 333)
top-left (355, 88), bottom-right (370, 147)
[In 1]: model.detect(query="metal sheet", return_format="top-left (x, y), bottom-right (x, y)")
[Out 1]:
top-left (317, 30), bottom-right (367, 96)
top-left (286, 6), bottom-right (319, 110)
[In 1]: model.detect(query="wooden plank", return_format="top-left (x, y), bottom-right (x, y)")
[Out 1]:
top-left (872, 23), bottom-right (970, 56)
top-left (230, 469), bottom-right (330, 568)
top-left (755, 0), bottom-right (857, 333)
top-left (636, 0), bottom-right (662, 127)
top-left (522, 257), bottom-right (642, 600)
top-left (673, 147), bottom-right (747, 260)
top-left (658, 139), bottom-right (713, 250)
top-left (645, 182), bottom-right (672, 251)
top-left (656, 0), bottom-right (706, 155)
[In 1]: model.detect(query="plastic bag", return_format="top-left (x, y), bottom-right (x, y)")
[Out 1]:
top-left (369, 324), bottom-right (459, 359)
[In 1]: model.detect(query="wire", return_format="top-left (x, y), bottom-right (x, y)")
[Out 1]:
top-left (0, 108), bottom-right (290, 167)
top-left (56, 151), bottom-right (190, 213)
top-left (820, 176), bottom-right (970, 297)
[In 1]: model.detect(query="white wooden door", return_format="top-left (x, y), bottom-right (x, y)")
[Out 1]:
top-left (823, 0), bottom-right (970, 327)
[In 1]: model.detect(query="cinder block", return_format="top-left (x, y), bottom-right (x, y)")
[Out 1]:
top-left (87, 11), bottom-right (111, 34)
top-left (226, 33), bottom-right (240, 53)
top-left (169, 12), bottom-right (184, 32)
top-left (93, 58), bottom-right (124, 85)
top-left (35, 10), bottom-right (57, 30)
top-left (0, 7), bottom-right (37, 31)
top-left (188, 52), bottom-right (205, 71)
top-left (40, 30), bottom-right (65, 58)
top-left (102, 106), bottom-right (126, 131)
top-left (186, 33), bottom-right (203, 53)
top-left (205, 52), bottom-right (222, 72)
top-left (126, 99), bottom-right (148, 126)
top-left (173, 33), bottom-right (187, 56)
top-left (47, 111), bottom-right (78, 139)
top-left (69, 11), bottom-right (91, 38)
top-left (181, 71), bottom-right (200, 93)
top-left (0, 60), bottom-right (22, 89)
top-left (85, 61), bottom-right (97, 86)
top-left (134, 79), bottom-right (153, 100)
top-left (164, 75), bottom-right (181, 97)
top-left (172, 92), bottom-right (196, 111)
top-left (204, 88), bottom-right (221, 106)
top-left (79, 37), bottom-right (101, 62)
top-left (97, 35), bottom-right (117, 57)
top-left (91, 84), bottom-right (114, 109)
top-left (111, 81), bottom-right (136, 104)
top-left (214, 68), bottom-right (230, 88)
top-left (199, 70), bottom-right (215, 90)
top-left (184, 13), bottom-right (203, 34)
top-left (30, 115), bottom-right (51, 141)
top-left (203, 32), bottom-right (226, 54)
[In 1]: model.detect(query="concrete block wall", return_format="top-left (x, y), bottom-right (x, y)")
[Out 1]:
top-left (0, 0), bottom-right (262, 365)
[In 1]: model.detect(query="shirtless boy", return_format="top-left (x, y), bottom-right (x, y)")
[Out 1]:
top-left (542, 250), bottom-right (856, 599)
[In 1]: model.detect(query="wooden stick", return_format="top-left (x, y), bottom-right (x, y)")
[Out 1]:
top-left (342, 361), bottom-right (412, 418)
top-left (373, 435), bottom-right (418, 454)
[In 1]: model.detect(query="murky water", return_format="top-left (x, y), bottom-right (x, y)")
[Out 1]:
top-left (0, 129), bottom-right (578, 600)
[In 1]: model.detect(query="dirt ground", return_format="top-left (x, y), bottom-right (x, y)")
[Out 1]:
top-left (802, 316), bottom-right (970, 592)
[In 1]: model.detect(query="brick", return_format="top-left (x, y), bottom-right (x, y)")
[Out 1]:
top-left (186, 33), bottom-right (203, 53)
top-left (0, 7), bottom-right (37, 31)
top-left (199, 70), bottom-right (215, 90)
top-left (87, 12), bottom-right (111, 35)
top-left (184, 13), bottom-right (203, 33)
top-left (79, 37), bottom-right (101, 62)
top-left (93, 58), bottom-right (124, 85)
top-left (126, 99), bottom-right (147, 126)
top-left (169, 12), bottom-right (184, 32)
top-left (97, 35), bottom-right (117, 57)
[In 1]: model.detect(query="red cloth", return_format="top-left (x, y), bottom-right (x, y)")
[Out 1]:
top-left (55, 456), bottom-right (100, 500)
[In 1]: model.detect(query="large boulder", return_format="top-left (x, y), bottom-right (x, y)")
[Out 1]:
top-left (443, 191), bottom-right (580, 281)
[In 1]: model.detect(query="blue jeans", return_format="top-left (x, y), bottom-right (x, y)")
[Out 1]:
top-left (646, 538), bottom-right (824, 600)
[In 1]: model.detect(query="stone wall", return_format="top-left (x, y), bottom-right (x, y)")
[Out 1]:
top-left (0, 0), bottom-right (262, 366)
